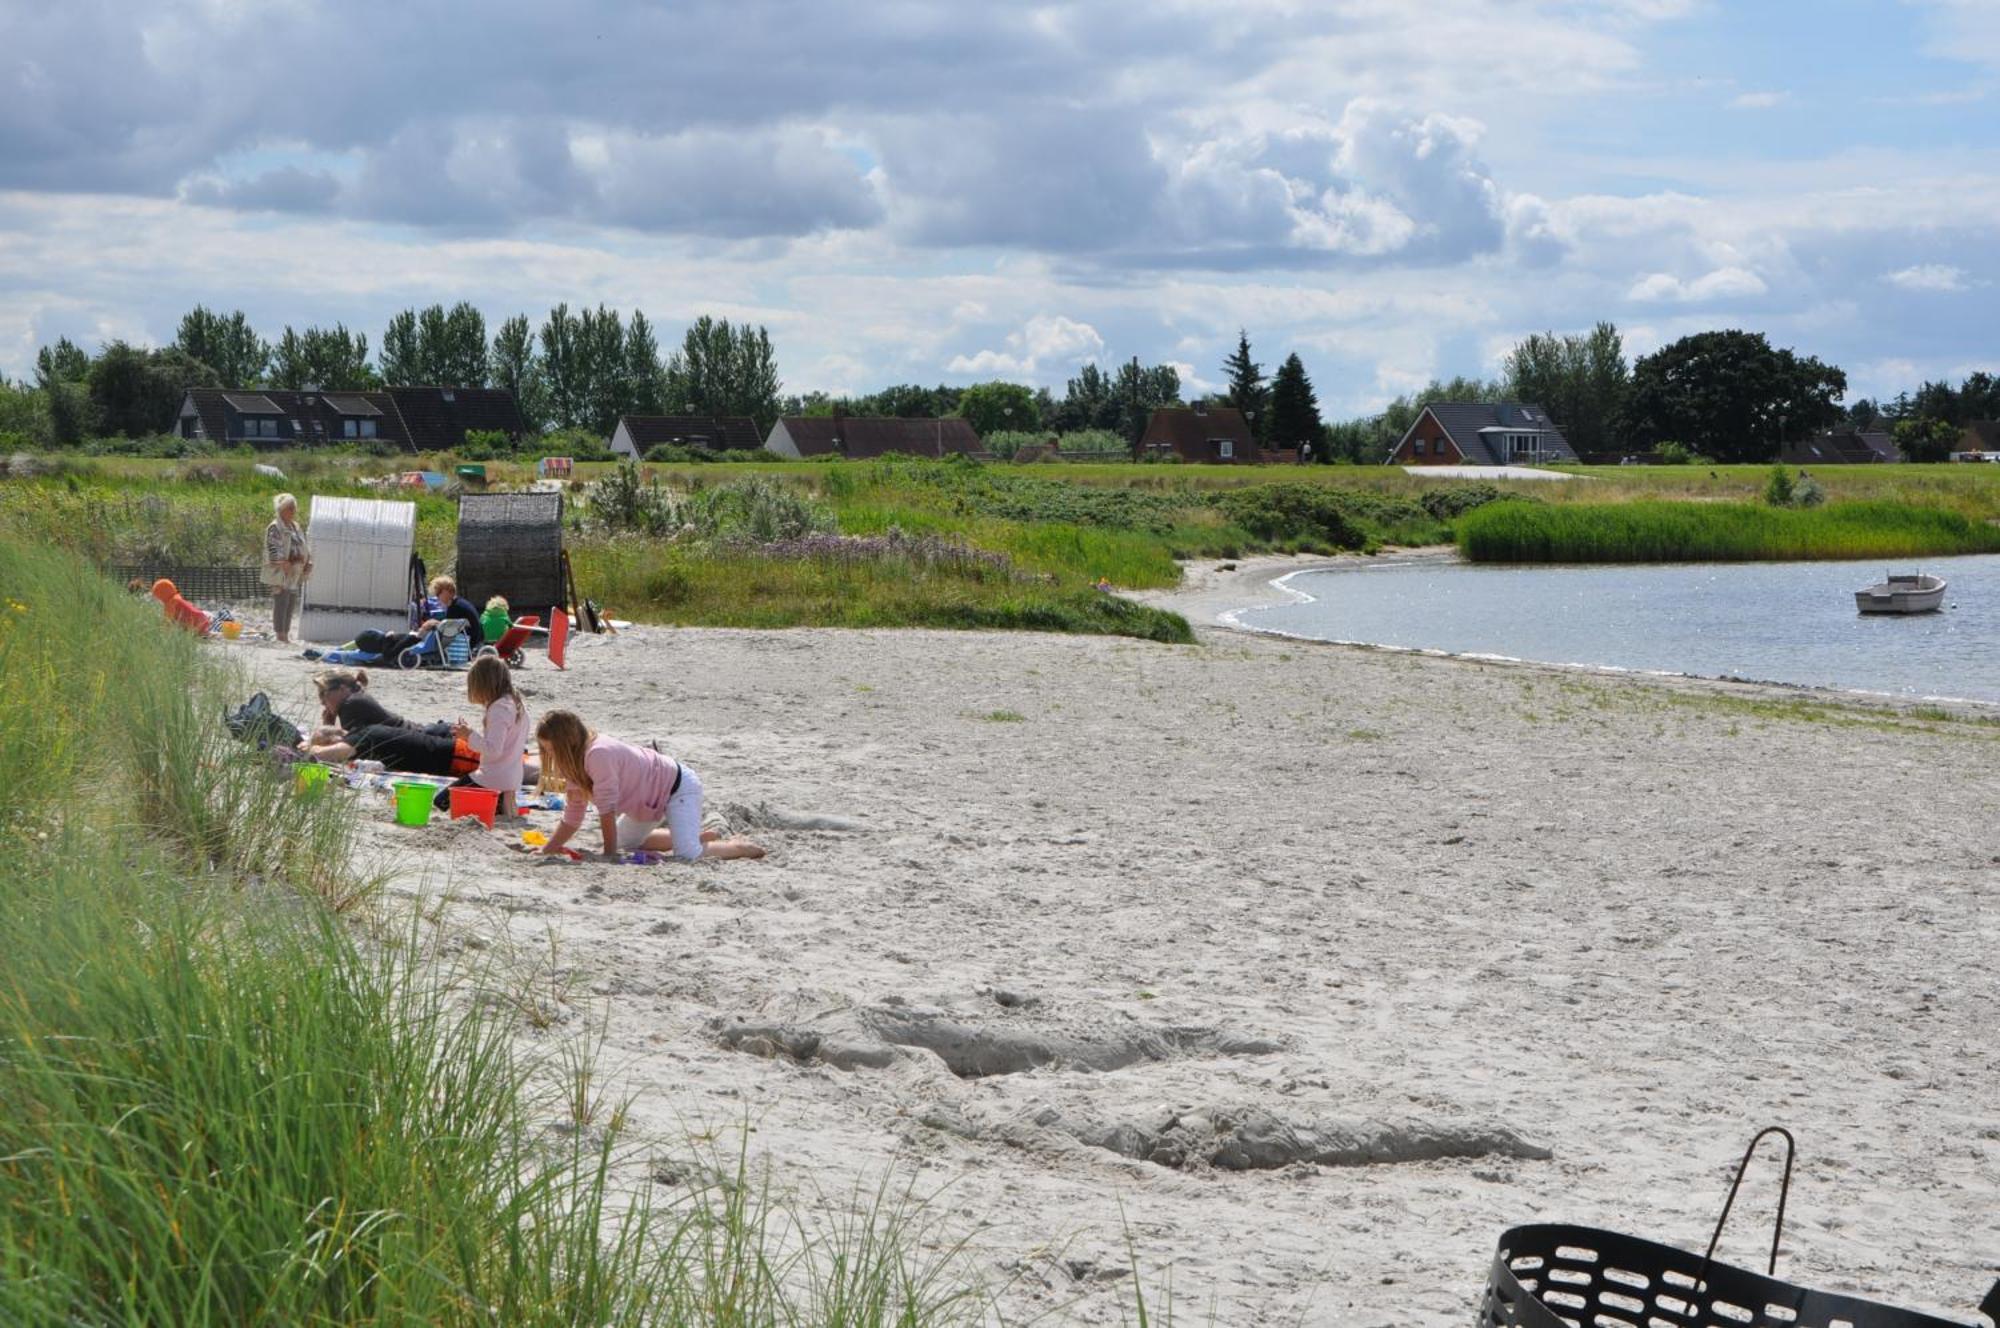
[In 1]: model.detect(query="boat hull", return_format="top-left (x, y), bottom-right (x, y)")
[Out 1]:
top-left (1854, 577), bottom-right (1946, 614)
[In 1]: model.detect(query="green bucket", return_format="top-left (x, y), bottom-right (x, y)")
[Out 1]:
top-left (295, 763), bottom-right (331, 795)
top-left (391, 781), bottom-right (435, 827)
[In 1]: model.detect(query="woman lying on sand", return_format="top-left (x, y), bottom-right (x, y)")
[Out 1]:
top-left (534, 709), bottom-right (764, 863)
top-left (304, 666), bottom-right (538, 786)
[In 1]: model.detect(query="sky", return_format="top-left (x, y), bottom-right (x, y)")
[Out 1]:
top-left (1, 0), bottom-right (1997, 416)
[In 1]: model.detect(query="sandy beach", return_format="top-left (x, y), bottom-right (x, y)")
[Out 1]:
top-left (239, 595), bottom-right (1999, 1325)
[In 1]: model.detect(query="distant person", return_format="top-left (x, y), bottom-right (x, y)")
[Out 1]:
top-left (149, 578), bottom-right (213, 635)
top-left (262, 492), bottom-right (312, 644)
top-left (532, 709), bottom-right (765, 863)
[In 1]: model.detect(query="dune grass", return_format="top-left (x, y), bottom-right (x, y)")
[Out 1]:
top-left (1457, 498), bottom-right (2000, 563)
top-left (0, 538), bottom-right (1036, 1325)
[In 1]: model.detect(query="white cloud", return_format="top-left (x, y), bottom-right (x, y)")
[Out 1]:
top-left (946, 313), bottom-right (1105, 380)
top-left (1884, 263), bottom-right (1970, 292)
top-left (1627, 266), bottom-right (1769, 303)
top-left (1729, 91), bottom-right (1790, 110)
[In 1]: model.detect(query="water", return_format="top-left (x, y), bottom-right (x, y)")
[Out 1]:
top-left (1233, 553), bottom-right (2000, 704)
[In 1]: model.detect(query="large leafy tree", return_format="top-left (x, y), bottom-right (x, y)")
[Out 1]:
top-left (1623, 330), bottom-right (1845, 463)
top-left (1503, 321), bottom-right (1629, 457)
top-left (663, 316), bottom-right (782, 431)
top-left (382, 303), bottom-right (488, 386)
top-left (1221, 330), bottom-right (1268, 439)
top-left (575, 306), bottom-right (629, 436)
top-left (1266, 353), bottom-right (1322, 456)
top-left (269, 325), bottom-right (375, 390)
top-left (623, 311), bottom-right (666, 417)
top-left (87, 342), bottom-right (219, 436)
top-left (954, 380), bottom-right (1040, 437)
top-left (1893, 416), bottom-right (1959, 463)
top-left (34, 337), bottom-right (93, 445)
top-left (490, 314), bottom-right (548, 432)
top-left (172, 306), bottom-right (268, 388)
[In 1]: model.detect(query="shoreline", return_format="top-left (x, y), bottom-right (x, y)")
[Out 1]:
top-left (1134, 550), bottom-right (2000, 720)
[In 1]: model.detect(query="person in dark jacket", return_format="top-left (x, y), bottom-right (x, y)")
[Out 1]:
top-left (413, 575), bottom-right (484, 649)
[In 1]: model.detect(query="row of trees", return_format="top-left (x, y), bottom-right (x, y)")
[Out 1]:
top-left (8, 304), bottom-right (785, 442)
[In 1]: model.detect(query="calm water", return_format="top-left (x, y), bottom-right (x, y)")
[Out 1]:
top-left (1235, 553), bottom-right (2000, 704)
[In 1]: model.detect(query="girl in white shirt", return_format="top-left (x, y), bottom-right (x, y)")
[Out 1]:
top-left (455, 656), bottom-right (530, 818)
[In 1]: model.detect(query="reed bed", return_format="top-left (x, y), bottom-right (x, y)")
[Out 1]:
top-left (1456, 499), bottom-right (2000, 563)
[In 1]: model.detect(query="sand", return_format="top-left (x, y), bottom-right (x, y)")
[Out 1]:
top-left (235, 592), bottom-right (1999, 1325)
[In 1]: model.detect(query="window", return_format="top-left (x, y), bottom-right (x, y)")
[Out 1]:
top-left (360, 418), bottom-right (376, 439)
top-left (1217, 438), bottom-right (1234, 459)
top-left (343, 419), bottom-right (358, 439)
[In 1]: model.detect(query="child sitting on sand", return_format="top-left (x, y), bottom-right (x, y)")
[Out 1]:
top-left (149, 578), bottom-right (214, 634)
top-left (453, 656), bottom-right (529, 819)
top-left (532, 709), bottom-right (765, 863)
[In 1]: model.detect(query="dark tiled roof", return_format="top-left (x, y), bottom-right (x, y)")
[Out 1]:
top-left (384, 387), bottom-right (525, 451)
top-left (1783, 430), bottom-right (1893, 464)
top-left (1139, 406), bottom-right (1257, 462)
top-left (182, 387), bottom-right (409, 449)
top-left (773, 416), bottom-right (983, 458)
top-left (616, 414), bottom-right (763, 451)
top-left (1402, 402), bottom-right (1574, 465)
top-left (1961, 420), bottom-right (2000, 452)
top-left (324, 393), bottom-right (382, 416)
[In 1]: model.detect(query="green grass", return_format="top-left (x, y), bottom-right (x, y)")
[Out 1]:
top-left (0, 538), bottom-right (1060, 1325)
top-left (1457, 499), bottom-right (2000, 563)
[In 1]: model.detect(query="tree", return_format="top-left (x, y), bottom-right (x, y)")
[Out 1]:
top-left (1105, 360), bottom-right (1181, 440)
top-left (490, 314), bottom-right (548, 432)
top-left (87, 342), bottom-right (218, 437)
top-left (955, 380), bottom-right (1040, 437)
top-left (34, 338), bottom-right (93, 445)
top-left (380, 303), bottom-right (487, 386)
top-left (575, 305), bottom-right (629, 436)
top-left (662, 316), bottom-right (783, 430)
top-left (1221, 330), bottom-right (1268, 440)
top-left (623, 311), bottom-right (666, 417)
top-left (1847, 397), bottom-right (1880, 430)
top-left (379, 310), bottom-right (421, 386)
top-left (1054, 362), bottom-right (1115, 432)
top-left (1622, 330), bottom-right (1845, 463)
top-left (173, 306), bottom-right (267, 388)
top-left (1503, 321), bottom-right (1629, 457)
top-left (537, 304), bottom-right (585, 430)
top-left (1892, 416), bottom-right (1958, 463)
top-left (268, 324), bottom-right (375, 390)
top-left (1266, 353), bottom-right (1322, 457)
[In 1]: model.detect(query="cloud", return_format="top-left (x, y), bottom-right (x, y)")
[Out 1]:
top-left (1627, 267), bottom-right (1769, 303)
top-left (946, 314), bottom-right (1105, 379)
top-left (1729, 91), bottom-right (1791, 110)
top-left (1884, 263), bottom-right (1970, 292)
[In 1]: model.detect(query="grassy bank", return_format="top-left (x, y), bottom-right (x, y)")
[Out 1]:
top-left (0, 539), bottom-right (1017, 1324)
top-left (1457, 498), bottom-right (2000, 563)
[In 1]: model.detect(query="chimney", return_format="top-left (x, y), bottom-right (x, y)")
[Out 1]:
top-left (1193, 399), bottom-right (1207, 416)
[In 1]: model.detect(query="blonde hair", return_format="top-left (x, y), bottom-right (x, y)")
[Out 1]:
top-left (429, 575), bottom-right (457, 599)
top-left (484, 593), bottom-right (509, 612)
top-left (312, 667), bottom-right (369, 694)
top-left (467, 655), bottom-right (525, 720)
top-left (273, 492), bottom-right (298, 517)
top-left (535, 710), bottom-right (593, 797)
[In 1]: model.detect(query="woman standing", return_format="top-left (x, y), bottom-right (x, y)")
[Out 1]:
top-left (263, 493), bottom-right (312, 644)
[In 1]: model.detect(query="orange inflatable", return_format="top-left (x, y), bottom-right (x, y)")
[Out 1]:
top-left (151, 579), bottom-right (214, 634)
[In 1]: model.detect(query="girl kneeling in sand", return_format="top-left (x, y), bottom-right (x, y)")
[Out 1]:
top-left (533, 710), bottom-right (765, 863)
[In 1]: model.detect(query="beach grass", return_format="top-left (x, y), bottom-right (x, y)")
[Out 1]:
top-left (1456, 499), bottom-right (2000, 563)
top-left (0, 537), bottom-right (1034, 1325)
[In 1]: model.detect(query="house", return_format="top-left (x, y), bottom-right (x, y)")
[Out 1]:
top-left (1954, 420), bottom-right (2000, 461)
top-left (1137, 403), bottom-right (1258, 463)
top-left (1387, 402), bottom-right (1575, 466)
top-left (610, 414), bottom-right (763, 459)
top-left (763, 416), bottom-right (983, 460)
top-left (176, 386), bottom-right (523, 452)
top-left (1780, 429), bottom-right (1897, 465)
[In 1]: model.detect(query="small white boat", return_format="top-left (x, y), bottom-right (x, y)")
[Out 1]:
top-left (1854, 572), bottom-right (1946, 614)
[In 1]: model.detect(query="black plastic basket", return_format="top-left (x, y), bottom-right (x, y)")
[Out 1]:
top-left (1477, 1129), bottom-right (2000, 1328)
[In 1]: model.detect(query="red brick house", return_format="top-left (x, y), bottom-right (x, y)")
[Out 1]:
top-left (1137, 403), bottom-right (1258, 463)
top-left (1387, 402), bottom-right (1575, 466)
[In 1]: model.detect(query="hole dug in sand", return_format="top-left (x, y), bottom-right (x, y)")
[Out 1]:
top-left (921, 1100), bottom-right (1553, 1174)
top-left (714, 1002), bottom-right (1283, 1078)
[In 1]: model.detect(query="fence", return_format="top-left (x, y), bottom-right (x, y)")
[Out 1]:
top-left (111, 563), bottom-right (266, 602)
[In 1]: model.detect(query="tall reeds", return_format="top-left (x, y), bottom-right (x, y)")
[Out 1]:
top-left (1456, 500), bottom-right (2000, 563)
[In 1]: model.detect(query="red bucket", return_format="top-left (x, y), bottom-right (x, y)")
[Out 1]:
top-left (447, 785), bottom-right (500, 828)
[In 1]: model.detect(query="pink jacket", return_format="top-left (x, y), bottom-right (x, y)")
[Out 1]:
top-left (466, 696), bottom-right (528, 793)
top-left (559, 736), bottom-right (678, 830)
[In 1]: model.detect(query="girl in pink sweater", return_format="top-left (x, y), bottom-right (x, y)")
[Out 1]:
top-left (533, 709), bottom-right (765, 863)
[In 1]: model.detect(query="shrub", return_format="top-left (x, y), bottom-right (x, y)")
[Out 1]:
top-left (457, 429), bottom-right (514, 460)
top-left (1792, 475), bottom-right (1825, 508)
top-left (1414, 482), bottom-right (1535, 522)
top-left (1210, 483), bottom-right (1432, 550)
top-left (1764, 464), bottom-right (1796, 507)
